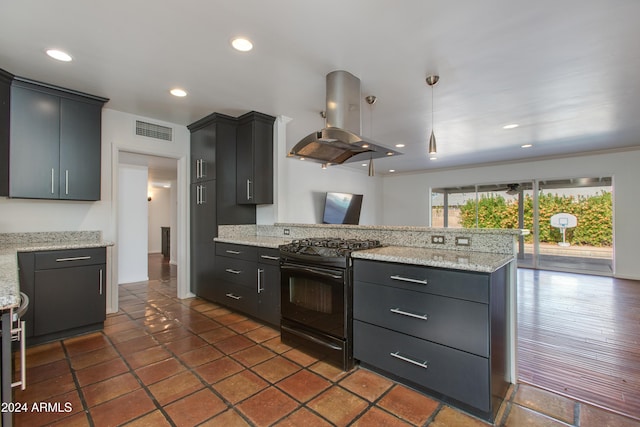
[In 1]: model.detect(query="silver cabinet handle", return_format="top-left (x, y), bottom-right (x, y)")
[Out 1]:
top-left (390, 351), bottom-right (429, 369)
top-left (200, 159), bottom-right (206, 178)
top-left (246, 179), bottom-right (252, 200)
top-left (225, 293), bottom-right (242, 300)
top-left (56, 256), bottom-right (91, 262)
top-left (260, 255), bottom-right (279, 261)
top-left (196, 159), bottom-right (201, 178)
top-left (225, 250), bottom-right (241, 255)
top-left (51, 168), bottom-right (55, 194)
top-left (65, 170), bottom-right (69, 195)
top-left (390, 308), bottom-right (429, 321)
top-left (99, 268), bottom-right (103, 295)
top-left (200, 184), bottom-right (206, 204)
top-left (225, 269), bottom-right (241, 274)
top-left (257, 268), bottom-right (264, 293)
top-left (390, 275), bottom-right (428, 285)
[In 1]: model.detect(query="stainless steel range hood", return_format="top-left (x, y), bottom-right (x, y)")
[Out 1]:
top-left (290, 70), bottom-right (402, 165)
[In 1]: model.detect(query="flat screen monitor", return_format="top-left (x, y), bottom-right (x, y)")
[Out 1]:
top-left (322, 192), bottom-right (363, 225)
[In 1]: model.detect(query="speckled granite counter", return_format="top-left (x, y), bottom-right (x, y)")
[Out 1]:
top-left (0, 232), bottom-right (113, 310)
top-left (351, 245), bottom-right (513, 273)
top-left (217, 224), bottom-right (517, 273)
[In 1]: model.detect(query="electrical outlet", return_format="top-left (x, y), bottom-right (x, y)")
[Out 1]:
top-left (283, 228), bottom-right (290, 236)
top-left (455, 237), bottom-right (471, 246)
top-left (431, 235), bottom-right (445, 244)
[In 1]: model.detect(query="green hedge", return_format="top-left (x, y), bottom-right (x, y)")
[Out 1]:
top-left (458, 191), bottom-right (612, 246)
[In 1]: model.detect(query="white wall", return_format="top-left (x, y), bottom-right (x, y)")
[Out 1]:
top-left (381, 148), bottom-right (640, 280)
top-left (117, 164), bottom-right (148, 283)
top-left (147, 186), bottom-right (171, 254)
top-left (258, 116), bottom-right (384, 226)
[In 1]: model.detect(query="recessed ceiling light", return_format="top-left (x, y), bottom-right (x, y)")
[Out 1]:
top-left (361, 144), bottom-right (370, 148)
top-left (503, 123), bottom-right (519, 129)
top-left (170, 88), bottom-right (187, 97)
top-left (386, 152), bottom-right (394, 156)
top-left (395, 144), bottom-right (405, 148)
top-left (46, 49), bottom-right (72, 62)
top-left (521, 144), bottom-right (533, 148)
top-left (361, 163), bottom-right (367, 167)
top-left (429, 156), bottom-right (437, 160)
top-left (389, 169), bottom-right (396, 173)
top-left (231, 37), bottom-right (253, 52)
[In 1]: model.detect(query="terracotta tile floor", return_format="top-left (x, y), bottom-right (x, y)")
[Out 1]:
top-left (11, 273), bottom-right (640, 426)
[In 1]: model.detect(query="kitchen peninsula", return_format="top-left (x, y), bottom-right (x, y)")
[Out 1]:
top-left (215, 223), bottom-right (521, 421)
top-left (0, 231), bottom-right (112, 427)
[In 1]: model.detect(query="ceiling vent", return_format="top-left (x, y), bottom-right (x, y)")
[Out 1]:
top-left (135, 120), bottom-right (173, 141)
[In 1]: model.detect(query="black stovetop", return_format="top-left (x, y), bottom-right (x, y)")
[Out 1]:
top-left (280, 237), bottom-right (382, 259)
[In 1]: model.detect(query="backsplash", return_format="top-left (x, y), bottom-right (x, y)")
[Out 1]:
top-left (0, 231), bottom-right (102, 245)
top-left (218, 224), bottom-right (521, 255)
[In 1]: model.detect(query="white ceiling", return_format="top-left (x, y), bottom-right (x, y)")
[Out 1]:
top-left (2, 0), bottom-right (640, 175)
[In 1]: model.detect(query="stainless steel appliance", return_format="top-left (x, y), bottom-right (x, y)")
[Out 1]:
top-left (279, 238), bottom-right (382, 370)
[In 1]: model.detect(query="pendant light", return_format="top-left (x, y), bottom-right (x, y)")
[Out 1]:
top-left (426, 75), bottom-right (439, 156)
top-left (365, 95), bottom-right (377, 176)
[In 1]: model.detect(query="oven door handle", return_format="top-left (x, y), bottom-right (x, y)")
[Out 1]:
top-left (281, 265), bottom-right (343, 280)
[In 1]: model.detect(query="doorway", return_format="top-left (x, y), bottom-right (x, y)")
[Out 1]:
top-left (116, 151), bottom-right (181, 300)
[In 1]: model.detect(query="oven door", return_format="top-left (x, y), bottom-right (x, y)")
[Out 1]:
top-left (280, 261), bottom-right (346, 339)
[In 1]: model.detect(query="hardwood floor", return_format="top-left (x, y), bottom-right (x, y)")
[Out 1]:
top-left (517, 268), bottom-right (640, 421)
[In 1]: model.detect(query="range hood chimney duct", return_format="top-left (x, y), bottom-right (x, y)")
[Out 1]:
top-left (290, 70), bottom-right (402, 165)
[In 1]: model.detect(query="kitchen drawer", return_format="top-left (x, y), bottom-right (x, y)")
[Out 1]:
top-left (216, 242), bottom-right (257, 261)
top-left (214, 280), bottom-right (258, 315)
top-left (257, 247), bottom-right (280, 266)
top-left (353, 259), bottom-right (489, 303)
top-left (354, 281), bottom-right (489, 356)
top-left (34, 247), bottom-right (106, 270)
top-left (354, 320), bottom-right (490, 413)
top-left (214, 256), bottom-right (255, 288)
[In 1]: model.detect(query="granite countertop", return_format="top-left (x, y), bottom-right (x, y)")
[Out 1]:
top-left (214, 236), bottom-right (292, 249)
top-left (351, 246), bottom-right (514, 273)
top-left (214, 235), bottom-right (513, 273)
top-left (0, 234), bottom-right (113, 311)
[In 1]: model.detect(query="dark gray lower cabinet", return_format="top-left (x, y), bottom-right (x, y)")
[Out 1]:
top-left (353, 259), bottom-right (508, 422)
top-left (213, 243), bottom-right (280, 327)
top-left (257, 248), bottom-right (281, 326)
top-left (18, 247), bottom-right (107, 345)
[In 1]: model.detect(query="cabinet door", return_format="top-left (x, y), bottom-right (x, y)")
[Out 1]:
top-left (59, 98), bottom-right (102, 200)
top-left (190, 125), bottom-right (216, 183)
top-left (9, 86), bottom-right (60, 198)
top-left (34, 265), bottom-right (106, 336)
top-left (258, 261), bottom-right (281, 327)
top-left (190, 181), bottom-right (217, 300)
top-left (236, 112), bottom-right (274, 205)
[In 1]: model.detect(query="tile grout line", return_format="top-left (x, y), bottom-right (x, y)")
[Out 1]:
top-left (60, 339), bottom-right (96, 427)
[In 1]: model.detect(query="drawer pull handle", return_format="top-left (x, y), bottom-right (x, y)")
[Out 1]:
top-left (260, 255), bottom-right (279, 261)
top-left (390, 308), bottom-right (429, 321)
top-left (390, 351), bottom-right (429, 369)
top-left (225, 250), bottom-right (241, 255)
top-left (390, 275), bottom-right (428, 285)
top-left (225, 269), bottom-right (242, 275)
top-left (56, 256), bottom-right (92, 262)
top-left (225, 293), bottom-right (242, 300)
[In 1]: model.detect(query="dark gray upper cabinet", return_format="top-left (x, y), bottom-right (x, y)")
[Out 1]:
top-left (236, 111), bottom-right (276, 205)
top-left (0, 72), bottom-right (108, 200)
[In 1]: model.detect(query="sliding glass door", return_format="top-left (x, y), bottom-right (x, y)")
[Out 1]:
top-left (431, 177), bottom-right (613, 275)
